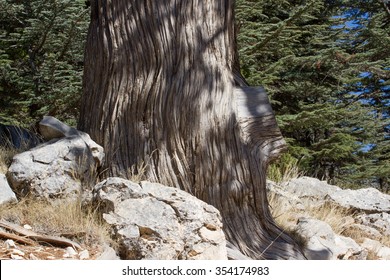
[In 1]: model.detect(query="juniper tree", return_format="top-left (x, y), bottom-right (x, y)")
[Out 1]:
top-left (79, 0), bottom-right (305, 260)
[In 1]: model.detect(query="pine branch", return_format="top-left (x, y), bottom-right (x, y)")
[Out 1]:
top-left (58, 8), bottom-right (90, 61)
top-left (253, 1), bottom-right (317, 51)
top-left (381, 0), bottom-right (390, 21)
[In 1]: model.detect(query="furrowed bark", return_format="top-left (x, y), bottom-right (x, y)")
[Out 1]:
top-left (79, 0), bottom-right (305, 260)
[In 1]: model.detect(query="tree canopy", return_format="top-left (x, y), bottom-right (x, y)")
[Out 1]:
top-left (236, 0), bottom-right (389, 191)
top-left (0, 0), bottom-right (89, 126)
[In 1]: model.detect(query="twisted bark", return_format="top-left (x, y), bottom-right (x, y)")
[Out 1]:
top-left (79, 0), bottom-right (305, 259)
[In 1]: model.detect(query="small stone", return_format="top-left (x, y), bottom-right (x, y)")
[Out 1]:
top-left (12, 249), bottom-right (25, 256)
top-left (65, 247), bottom-right (78, 257)
top-left (4, 239), bottom-right (17, 249)
top-left (23, 224), bottom-right (33, 230)
top-left (10, 254), bottom-right (24, 260)
top-left (29, 253), bottom-right (39, 260)
top-left (79, 250), bottom-right (90, 260)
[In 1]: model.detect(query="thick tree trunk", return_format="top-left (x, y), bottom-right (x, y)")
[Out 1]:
top-left (79, 0), bottom-right (305, 260)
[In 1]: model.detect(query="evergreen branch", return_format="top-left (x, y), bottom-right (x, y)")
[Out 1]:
top-left (33, 13), bottom-right (57, 55)
top-left (381, 0), bottom-right (390, 21)
top-left (253, 1), bottom-right (317, 51)
top-left (58, 9), bottom-right (90, 61)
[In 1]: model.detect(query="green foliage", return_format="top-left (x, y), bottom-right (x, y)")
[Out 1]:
top-left (267, 153), bottom-right (301, 183)
top-left (0, 0), bottom-right (89, 126)
top-left (236, 0), bottom-right (389, 189)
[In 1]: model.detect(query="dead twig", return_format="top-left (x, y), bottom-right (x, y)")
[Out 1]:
top-left (0, 220), bottom-right (81, 250)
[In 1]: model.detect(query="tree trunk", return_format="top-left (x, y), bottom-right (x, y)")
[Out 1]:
top-left (79, 0), bottom-right (305, 260)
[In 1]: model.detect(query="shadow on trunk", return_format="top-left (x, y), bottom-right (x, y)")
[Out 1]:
top-left (79, 0), bottom-right (305, 260)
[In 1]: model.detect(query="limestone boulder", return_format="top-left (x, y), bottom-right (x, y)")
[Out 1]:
top-left (356, 212), bottom-right (390, 236)
top-left (39, 116), bottom-right (79, 141)
top-left (283, 177), bottom-right (390, 213)
top-left (284, 177), bottom-right (342, 199)
top-left (328, 188), bottom-right (390, 213)
top-left (38, 116), bottom-right (104, 166)
top-left (0, 173), bottom-right (17, 205)
top-left (6, 134), bottom-right (104, 200)
top-left (296, 217), bottom-right (366, 260)
top-left (93, 177), bottom-right (227, 260)
top-left (360, 238), bottom-right (390, 260)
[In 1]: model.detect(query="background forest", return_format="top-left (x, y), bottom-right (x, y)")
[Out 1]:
top-left (0, 0), bottom-right (389, 191)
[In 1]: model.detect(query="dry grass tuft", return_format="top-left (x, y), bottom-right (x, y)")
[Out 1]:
top-left (268, 189), bottom-right (390, 259)
top-left (125, 161), bottom-right (148, 183)
top-left (307, 203), bottom-right (354, 235)
top-left (0, 198), bottom-right (112, 247)
top-left (0, 146), bottom-right (19, 173)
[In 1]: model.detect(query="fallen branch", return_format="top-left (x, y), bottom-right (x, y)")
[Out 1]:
top-left (0, 228), bottom-right (38, 246)
top-left (0, 220), bottom-right (82, 250)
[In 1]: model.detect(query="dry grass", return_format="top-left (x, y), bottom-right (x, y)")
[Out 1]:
top-left (125, 161), bottom-right (148, 183)
top-left (0, 146), bottom-right (19, 173)
top-left (267, 192), bottom-right (299, 228)
top-left (268, 190), bottom-right (390, 259)
top-left (307, 203), bottom-right (355, 235)
top-left (0, 145), bottom-right (115, 258)
top-left (268, 192), bottom-right (356, 237)
top-left (0, 198), bottom-right (112, 248)
top-left (268, 192), bottom-right (355, 233)
top-left (267, 192), bottom-right (308, 249)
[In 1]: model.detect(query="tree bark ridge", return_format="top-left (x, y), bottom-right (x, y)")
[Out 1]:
top-left (79, 0), bottom-right (305, 260)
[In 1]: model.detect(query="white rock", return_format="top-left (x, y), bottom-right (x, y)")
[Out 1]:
top-left (377, 246), bottom-right (390, 260)
top-left (4, 239), bottom-right (17, 249)
top-left (7, 132), bottom-right (104, 201)
top-left (356, 212), bottom-right (390, 235)
top-left (12, 249), bottom-right (25, 256)
top-left (0, 173), bottom-right (18, 205)
top-left (65, 247), bottom-right (78, 257)
top-left (10, 254), bottom-right (24, 260)
top-left (23, 224), bottom-right (33, 230)
top-left (361, 238), bottom-right (390, 260)
top-left (329, 188), bottom-right (390, 213)
top-left (96, 244), bottom-right (120, 260)
top-left (283, 177), bottom-right (390, 213)
top-left (39, 116), bottom-right (79, 140)
top-left (79, 250), bottom-right (90, 260)
top-left (93, 177), bottom-right (227, 260)
top-left (296, 217), bottom-right (363, 260)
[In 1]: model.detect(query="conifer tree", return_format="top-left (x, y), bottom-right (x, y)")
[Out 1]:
top-left (334, 0), bottom-right (390, 190)
top-left (0, 0), bottom-right (89, 126)
top-left (236, 0), bottom-right (388, 187)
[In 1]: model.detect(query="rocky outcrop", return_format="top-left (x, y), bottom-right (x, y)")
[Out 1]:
top-left (2, 117), bottom-right (389, 260)
top-left (355, 212), bottom-right (390, 236)
top-left (360, 238), bottom-right (390, 260)
top-left (276, 177), bottom-right (390, 213)
top-left (2, 117), bottom-right (227, 260)
top-left (0, 173), bottom-right (17, 205)
top-left (268, 177), bottom-right (390, 260)
top-left (296, 217), bottom-right (366, 260)
top-left (93, 177), bottom-right (227, 260)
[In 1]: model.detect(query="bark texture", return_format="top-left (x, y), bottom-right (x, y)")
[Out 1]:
top-left (79, 0), bottom-right (305, 259)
